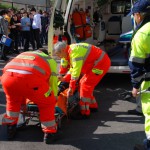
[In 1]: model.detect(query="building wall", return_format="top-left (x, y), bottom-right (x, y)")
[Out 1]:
top-left (8, 0), bottom-right (47, 6)
top-left (1, 0), bottom-right (51, 10)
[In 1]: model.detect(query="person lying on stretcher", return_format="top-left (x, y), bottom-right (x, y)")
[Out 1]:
top-left (25, 81), bottom-right (80, 115)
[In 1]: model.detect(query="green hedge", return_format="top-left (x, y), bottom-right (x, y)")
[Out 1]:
top-left (0, 3), bottom-right (17, 11)
top-left (0, 3), bottom-right (12, 9)
top-left (97, 0), bottom-right (109, 7)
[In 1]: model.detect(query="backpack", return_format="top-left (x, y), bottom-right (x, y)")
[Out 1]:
top-left (53, 9), bottom-right (64, 28)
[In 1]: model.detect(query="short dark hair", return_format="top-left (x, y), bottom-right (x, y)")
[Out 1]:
top-left (0, 9), bottom-right (7, 16)
top-left (23, 11), bottom-right (28, 14)
top-left (12, 14), bottom-right (17, 17)
top-left (30, 7), bottom-right (36, 12)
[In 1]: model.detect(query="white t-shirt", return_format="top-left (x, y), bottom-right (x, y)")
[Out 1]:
top-left (32, 13), bottom-right (41, 30)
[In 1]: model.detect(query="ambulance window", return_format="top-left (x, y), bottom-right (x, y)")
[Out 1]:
top-left (111, 1), bottom-right (131, 14)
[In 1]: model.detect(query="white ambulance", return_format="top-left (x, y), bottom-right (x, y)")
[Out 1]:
top-left (49, 0), bottom-right (134, 73)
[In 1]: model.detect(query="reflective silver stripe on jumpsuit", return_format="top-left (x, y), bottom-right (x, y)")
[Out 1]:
top-left (6, 62), bottom-right (46, 74)
top-left (91, 99), bottom-right (96, 104)
top-left (2, 111), bottom-right (19, 124)
top-left (94, 51), bottom-right (106, 66)
top-left (41, 120), bottom-right (56, 128)
top-left (81, 97), bottom-right (91, 103)
top-left (7, 111), bottom-right (19, 117)
top-left (129, 56), bottom-right (145, 64)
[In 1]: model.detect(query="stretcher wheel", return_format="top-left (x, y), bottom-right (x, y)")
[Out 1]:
top-left (17, 115), bottom-right (30, 130)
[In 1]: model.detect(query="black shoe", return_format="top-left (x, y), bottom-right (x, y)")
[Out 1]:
top-left (7, 124), bottom-right (17, 140)
top-left (134, 144), bottom-right (146, 150)
top-left (43, 131), bottom-right (62, 144)
top-left (90, 108), bottom-right (98, 112)
top-left (70, 112), bottom-right (90, 120)
top-left (13, 50), bottom-right (20, 54)
top-left (128, 109), bottom-right (143, 116)
top-left (24, 49), bottom-right (29, 52)
top-left (1, 56), bottom-right (9, 61)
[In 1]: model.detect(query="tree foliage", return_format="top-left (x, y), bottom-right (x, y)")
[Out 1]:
top-left (97, 0), bottom-right (109, 7)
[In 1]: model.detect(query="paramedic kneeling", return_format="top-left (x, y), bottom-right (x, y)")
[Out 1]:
top-left (54, 42), bottom-right (111, 119)
top-left (1, 48), bottom-right (58, 144)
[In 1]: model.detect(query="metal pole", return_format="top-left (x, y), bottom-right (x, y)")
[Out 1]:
top-left (12, 2), bottom-right (13, 9)
top-left (46, 0), bottom-right (48, 11)
top-left (25, 4), bottom-right (27, 11)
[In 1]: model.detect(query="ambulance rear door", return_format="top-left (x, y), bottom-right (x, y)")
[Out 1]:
top-left (48, 0), bottom-right (67, 55)
top-left (64, 0), bottom-right (95, 44)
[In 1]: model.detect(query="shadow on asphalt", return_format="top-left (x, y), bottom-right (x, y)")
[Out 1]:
top-left (0, 84), bottom-right (6, 115)
top-left (0, 74), bottom-right (145, 150)
top-left (0, 122), bottom-right (145, 150)
top-left (0, 124), bottom-right (43, 142)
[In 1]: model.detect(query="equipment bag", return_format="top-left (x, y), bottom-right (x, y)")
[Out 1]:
top-left (53, 10), bottom-right (64, 28)
top-left (72, 10), bottom-right (92, 40)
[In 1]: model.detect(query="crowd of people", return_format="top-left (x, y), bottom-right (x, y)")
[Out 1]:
top-left (0, 7), bottom-right (50, 61)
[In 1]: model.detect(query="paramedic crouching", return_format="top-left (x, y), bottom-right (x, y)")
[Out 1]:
top-left (1, 49), bottom-right (58, 144)
top-left (54, 42), bottom-right (111, 119)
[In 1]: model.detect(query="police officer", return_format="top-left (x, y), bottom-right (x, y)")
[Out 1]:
top-left (127, 0), bottom-right (150, 149)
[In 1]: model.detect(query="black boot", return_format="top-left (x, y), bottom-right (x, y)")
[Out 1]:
top-left (7, 124), bottom-right (17, 140)
top-left (1, 56), bottom-right (9, 61)
top-left (70, 112), bottom-right (90, 120)
top-left (90, 108), bottom-right (98, 112)
top-left (43, 132), bottom-right (62, 144)
top-left (134, 139), bottom-right (150, 150)
top-left (134, 144), bottom-right (145, 150)
top-left (128, 109), bottom-right (143, 116)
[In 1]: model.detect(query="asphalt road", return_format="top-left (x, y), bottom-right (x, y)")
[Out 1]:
top-left (0, 54), bottom-right (145, 150)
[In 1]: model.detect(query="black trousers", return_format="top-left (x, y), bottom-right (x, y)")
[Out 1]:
top-left (9, 32), bottom-right (19, 51)
top-left (22, 31), bottom-right (30, 51)
top-left (0, 34), bottom-right (8, 59)
top-left (33, 29), bottom-right (42, 49)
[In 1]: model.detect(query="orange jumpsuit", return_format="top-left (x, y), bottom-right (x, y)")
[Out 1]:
top-left (63, 43), bottom-right (111, 116)
top-left (1, 51), bottom-right (58, 133)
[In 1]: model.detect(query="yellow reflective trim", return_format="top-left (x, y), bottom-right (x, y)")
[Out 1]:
top-left (16, 55), bottom-right (36, 60)
top-left (92, 68), bottom-right (103, 75)
top-left (60, 58), bottom-right (69, 67)
top-left (24, 52), bottom-right (50, 66)
top-left (72, 57), bottom-right (84, 62)
top-left (58, 81), bottom-right (61, 86)
top-left (44, 87), bottom-right (52, 97)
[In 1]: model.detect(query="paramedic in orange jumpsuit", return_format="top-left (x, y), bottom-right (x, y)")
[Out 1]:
top-left (1, 49), bottom-right (58, 144)
top-left (54, 42), bottom-right (111, 118)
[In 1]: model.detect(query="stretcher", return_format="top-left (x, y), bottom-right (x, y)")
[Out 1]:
top-left (17, 82), bottom-right (80, 130)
